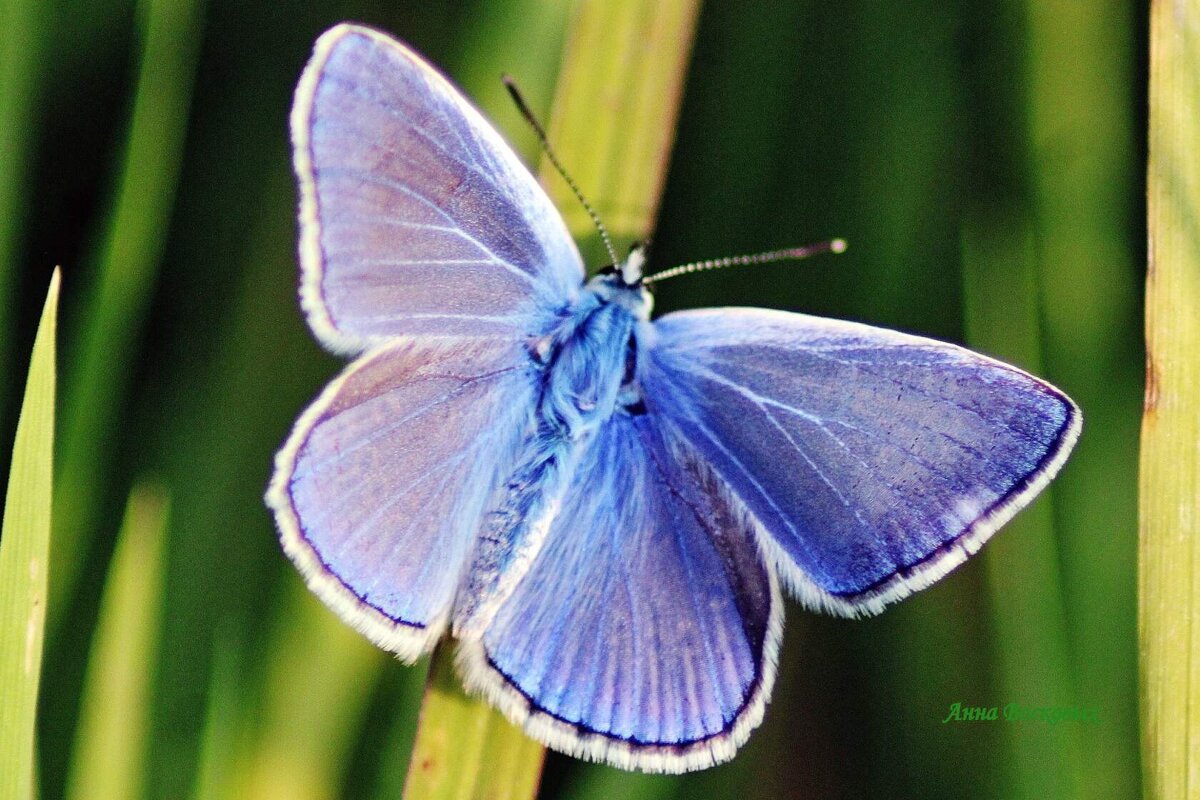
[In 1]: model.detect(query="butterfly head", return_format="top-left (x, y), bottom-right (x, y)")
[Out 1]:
top-left (587, 244), bottom-right (654, 320)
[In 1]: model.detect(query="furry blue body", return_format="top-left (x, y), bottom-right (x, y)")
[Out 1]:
top-left (453, 273), bottom-right (651, 634)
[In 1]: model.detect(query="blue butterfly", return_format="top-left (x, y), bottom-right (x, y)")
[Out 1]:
top-left (266, 23), bottom-right (1081, 773)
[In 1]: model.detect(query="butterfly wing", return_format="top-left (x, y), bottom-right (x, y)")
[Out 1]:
top-left (266, 337), bottom-right (538, 661)
top-left (641, 308), bottom-right (1080, 616)
top-left (457, 412), bottom-right (781, 773)
top-left (292, 24), bottom-right (584, 353)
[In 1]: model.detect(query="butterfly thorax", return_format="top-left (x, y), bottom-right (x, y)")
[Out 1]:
top-left (533, 272), bottom-right (651, 440)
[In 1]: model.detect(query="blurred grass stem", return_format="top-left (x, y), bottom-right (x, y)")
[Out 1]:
top-left (50, 0), bottom-right (203, 627)
top-left (65, 482), bottom-right (169, 800)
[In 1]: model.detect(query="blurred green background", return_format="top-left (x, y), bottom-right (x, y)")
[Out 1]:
top-left (1, 0), bottom-right (1143, 798)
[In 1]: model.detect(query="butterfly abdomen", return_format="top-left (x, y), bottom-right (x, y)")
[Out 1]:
top-left (453, 422), bottom-right (573, 637)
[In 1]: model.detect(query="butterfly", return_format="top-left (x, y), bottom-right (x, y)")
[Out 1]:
top-left (266, 23), bottom-right (1081, 773)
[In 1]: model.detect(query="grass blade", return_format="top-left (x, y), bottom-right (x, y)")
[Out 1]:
top-left (0, 0), bottom-right (45, 389)
top-left (1141, 2), bottom-right (1200, 797)
top-left (403, 646), bottom-right (543, 800)
top-left (403, 2), bottom-right (700, 798)
top-left (961, 212), bottom-right (1082, 798)
top-left (64, 481), bottom-right (170, 800)
top-left (543, 0), bottom-right (701, 258)
top-left (50, 0), bottom-right (204, 624)
top-left (0, 268), bottom-right (60, 800)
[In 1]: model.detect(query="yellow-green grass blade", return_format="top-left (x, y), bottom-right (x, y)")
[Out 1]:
top-left (64, 481), bottom-right (170, 800)
top-left (403, 3), bottom-right (700, 798)
top-left (50, 0), bottom-right (204, 626)
top-left (1141, 1), bottom-right (1200, 797)
top-left (543, 0), bottom-right (702, 263)
top-left (1024, 2), bottom-right (1142, 795)
top-left (403, 646), bottom-right (544, 800)
top-left (0, 268), bottom-right (60, 800)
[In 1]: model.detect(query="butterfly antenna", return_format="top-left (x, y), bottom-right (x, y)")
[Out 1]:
top-left (503, 75), bottom-right (620, 267)
top-left (643, 239), bottom-right (848, 285)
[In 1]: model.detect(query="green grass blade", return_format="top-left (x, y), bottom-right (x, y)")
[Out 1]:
top-left (451, 0), bottom-right (574, 165)
top-left (403, 3), bottom-right (700, 798)
top-left (1141, 2), bottom-right (1200, 797)
top-left (0, 0), bottom-right (45, 385)
top-left (64, 481), bottom-right (170, 800)
top-left (543, 0), bottom-right (701, 260)
top-left (403, 646), bottom-right (544, 800)
top-left (50, 0), bottom-right (204, 624)
top-left (0, 268), bottom-right (60, 800)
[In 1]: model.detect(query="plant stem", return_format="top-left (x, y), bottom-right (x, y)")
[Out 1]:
top-left (403, 645), bottom-right (543, 800)
top-left (1140, 2), bottom-right (1200, 797)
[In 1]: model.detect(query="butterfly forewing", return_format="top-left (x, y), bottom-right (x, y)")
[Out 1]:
top-left (274, 22), bottom-right (588, 661)
top-left (292, 25), bottom-right (584, 353)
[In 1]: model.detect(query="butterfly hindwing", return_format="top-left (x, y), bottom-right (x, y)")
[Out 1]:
top-left (642, 307), bottom-right (1080, 616)
top-left (458, 411), bottom-right (781, 773)
top-left (267, 337), bottom-right (538, 661)
top-left (292, 24), bottom-right (584, 353)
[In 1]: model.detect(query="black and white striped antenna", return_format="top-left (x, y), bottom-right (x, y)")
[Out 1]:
top-left (643, 239), bottom-right (847, 285)
top-left (503, 76), bottom-right (620, 269)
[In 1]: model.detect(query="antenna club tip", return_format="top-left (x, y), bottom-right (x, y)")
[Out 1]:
top-left (830, 238), bottom-right (848, 254)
